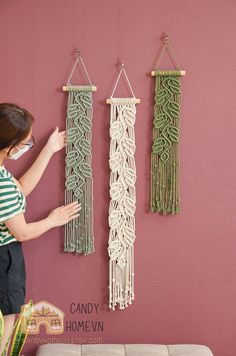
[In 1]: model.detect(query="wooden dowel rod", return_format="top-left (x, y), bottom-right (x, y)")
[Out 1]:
top-left (62, 85), bottom-right (97, 92)
top-left (106, 98), bottom-right (140, 104)
top-left (151, 70), bottom-right (186, 76)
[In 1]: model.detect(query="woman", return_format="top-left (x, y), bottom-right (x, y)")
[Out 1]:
top-left (0, 103), bottom-right (81, 354)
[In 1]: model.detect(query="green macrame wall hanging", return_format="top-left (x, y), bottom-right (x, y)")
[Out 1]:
top-left (63, 50), bottom-right (96, 255)
top-left (150, 35), bottom-right (186, 215)
top-left (106, 64), bottom-right (140, 310)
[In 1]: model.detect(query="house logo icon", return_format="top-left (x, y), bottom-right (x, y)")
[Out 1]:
top-left (21, 300), bottom-right (65, 335)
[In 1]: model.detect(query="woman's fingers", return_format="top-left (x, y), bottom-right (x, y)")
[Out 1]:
top-left (57, 202), bottom-right (82, 223)
top-left (65, 202), bottom-right (81, 209)
top-left (68, 206), bottom-right (81, 215)
top-left (69, 213), bottom-right (80, 221)
top-left (49, 202), bottom-right (82, 227)
top-left (65, 202), bottom-right (81, 218)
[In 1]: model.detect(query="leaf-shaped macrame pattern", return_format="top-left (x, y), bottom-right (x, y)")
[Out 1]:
top-left (110, 121), bottom-right (124, 142)
top-left (156, 88), bottom-right (168, 105)
top-left (165, 101), bottom-right (180, 119)
top-left (110, 181), bottom-right (124, 201)
top-left (65, 150), bottom-right (77, 166)
top-left (122, 137), bottom-right (136, 157)
top-left (152, 137), bottom-right (166, 154)
top-left (108, 209), bottom-right (123, 230)
top-left (77, 92), bottom-right (93, 109)
top-left (65, 174), bottom-right (77, 190)
top-left (123, 167), bottom-right (136, 187)
top-left (80, 115), bottom-right (92, 132)
top-left (75, 138), bottom-right (91, 155)
top-left (108, 239), bottom-right (122, 260)
top-left (122, 225), bottom-right (136, 246)
top-left (109, 151), bottom-right (123, 173)
top-left (164, 77), bottom-right (180, 94)
top-left (67, 127), bottom-right (79, 143)
top-left (79, 162), bottom-right (92, 178)
top-left (122, 106), bottom-right (136, 126)
top-left (124, 196), bottom-right (136, 217)
top-left (154, 113), bottom-right (168, 129)
top-left (167, 125), bottom-right (179, 142)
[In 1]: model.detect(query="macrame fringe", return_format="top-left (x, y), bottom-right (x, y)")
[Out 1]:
top-left (151, 70), bottom-right (182, 215)
top-left (64, 87), bottom-right (95, 255)
top-left (108, 98), bottom-right (137, 310)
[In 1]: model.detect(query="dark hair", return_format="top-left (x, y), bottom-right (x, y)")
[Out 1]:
top-left (0, 103), bottom-right (35, 156)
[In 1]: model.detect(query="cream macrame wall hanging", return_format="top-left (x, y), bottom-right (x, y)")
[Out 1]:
top-left (63, 50), bottom-right (96, 255)
top-left (106, 64), bottom-right (140, 310)
top-left (150, 34), bottom-right (186, 215)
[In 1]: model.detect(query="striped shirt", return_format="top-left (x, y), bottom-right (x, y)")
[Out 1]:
top-left (0, 165), bottom-right (26, 246)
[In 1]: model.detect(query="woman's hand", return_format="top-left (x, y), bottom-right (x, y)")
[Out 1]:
top-left (48, 202), bottom-right (81, 227)
top-left (45, 126), bottom-right (67, 154)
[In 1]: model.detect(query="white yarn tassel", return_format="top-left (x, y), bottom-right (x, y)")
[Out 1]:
top-left (108, 98), bottom-right (137, 310)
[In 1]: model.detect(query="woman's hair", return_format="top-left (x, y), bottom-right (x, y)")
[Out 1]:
top-left (0, 103), bottom-right (35, 156)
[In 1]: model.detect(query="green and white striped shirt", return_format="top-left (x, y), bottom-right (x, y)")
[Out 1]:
top-left (0, 165), bottom-right (26, 246)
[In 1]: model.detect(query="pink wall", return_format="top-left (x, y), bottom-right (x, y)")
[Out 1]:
top-left (1, 1), bottom-right (236, 355)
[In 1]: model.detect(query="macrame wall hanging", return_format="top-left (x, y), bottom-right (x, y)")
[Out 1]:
top-left (106, 64), bottom-right (140, 310)
top-left (63, 50), bottom-right (96, 255)
top-left (150, 34), bottom-right (186, 215)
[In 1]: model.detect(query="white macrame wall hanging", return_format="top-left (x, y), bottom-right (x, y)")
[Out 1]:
top-left (63, 50), bottom-right (96, 255)
top-left (106, 64), bottom-right (140, 310)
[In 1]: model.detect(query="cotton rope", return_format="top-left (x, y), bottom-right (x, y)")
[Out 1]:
top-left (151, 71), bottom-right (181, 214)
top-left (108, 98), bottom-right (137, 310)
top-left (63, 52), bottom-right (95, 255)
top-left (107, 66), bottom-right (139, 310)
top-left (150, 35), bottom-right (185, 215)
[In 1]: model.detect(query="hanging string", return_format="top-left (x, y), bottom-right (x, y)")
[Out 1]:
top-left (110, 64), bottom-right (136, 98)
top-left (79, 55), bottom-right (93, 85)
top-left (154, 34), bottom-right (181, 70)
top-left (67, 50), bottom-right (93, 85)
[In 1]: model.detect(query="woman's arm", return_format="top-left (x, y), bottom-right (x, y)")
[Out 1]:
top-left (18, 127), bottom-right (66, 197)
top-left (18, 145), bottom-right (53, 197)
top-left (4, 201), bottom-right (81, 242)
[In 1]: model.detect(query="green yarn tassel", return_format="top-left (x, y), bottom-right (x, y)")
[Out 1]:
top-left (151, 70), bottom-right (182, 215)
